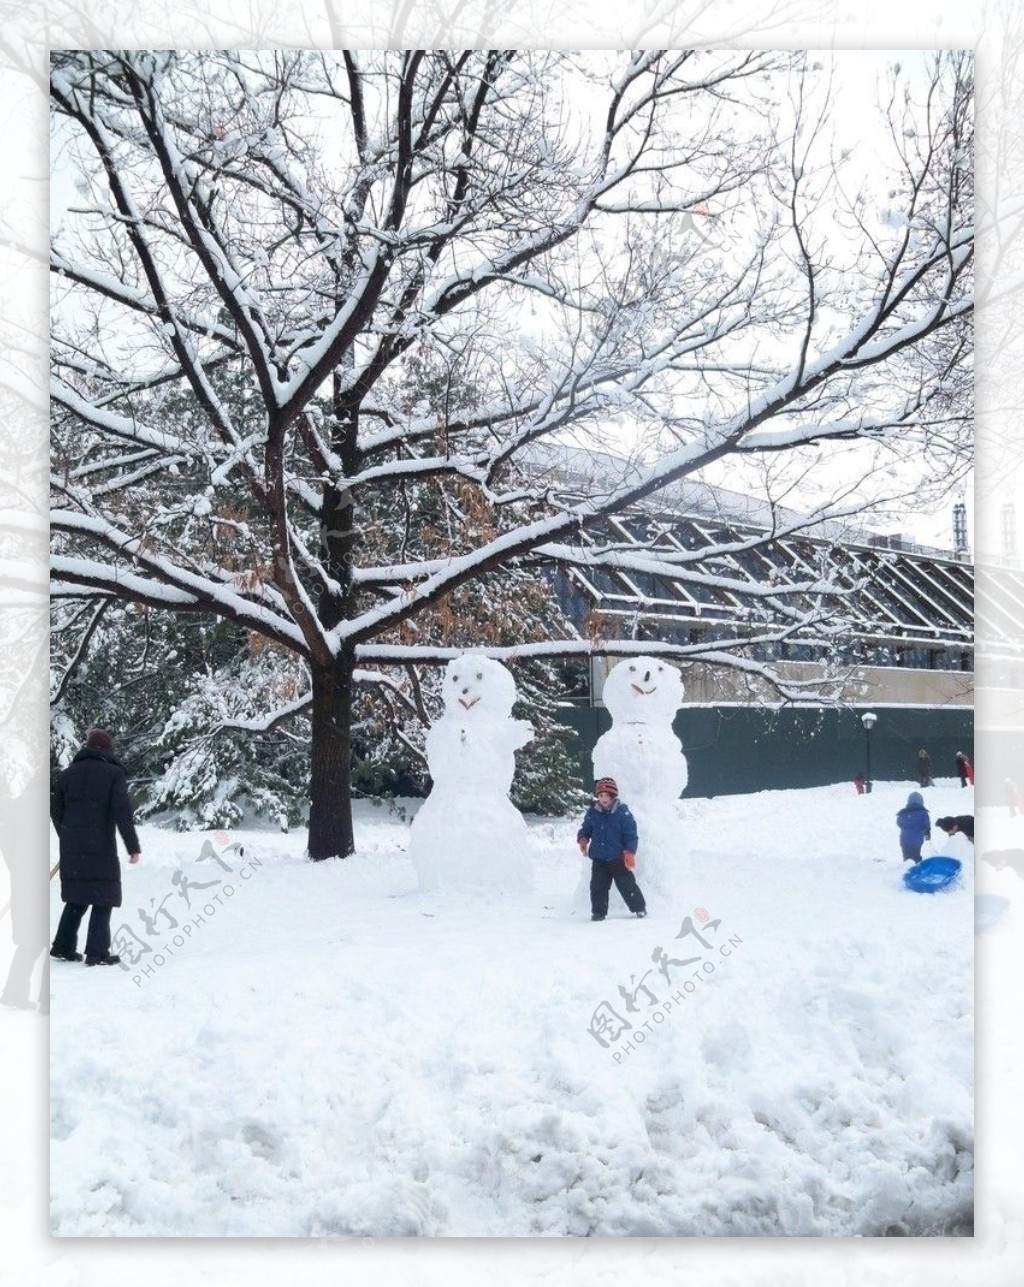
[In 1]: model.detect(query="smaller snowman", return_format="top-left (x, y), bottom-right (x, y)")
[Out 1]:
top-left (409, 655), bottom-right (534, 893)
top-left (592, 657), bottom-right (688, 896)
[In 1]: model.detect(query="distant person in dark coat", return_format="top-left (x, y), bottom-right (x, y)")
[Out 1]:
top-left (955, 751), bottom-right (974, 788)
top-left (935, 815), bottom-right (974, 844)
top-left (896, 790), bottom-right (931, 864)
top-left (49, 730), bottom-right (141, 966)
top-left (916, 749), bottom-right (934, 788)
top-left (577, 777), bottom-right (647, 921)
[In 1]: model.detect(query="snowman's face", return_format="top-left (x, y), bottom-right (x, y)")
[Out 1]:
top-left (442, 656), bottom-right (516, 719)
top-left (602, 657), bottom-right (683, 724)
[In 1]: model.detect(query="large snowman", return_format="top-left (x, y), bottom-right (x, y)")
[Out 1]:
top-left (592, 656), bottom-right (688, 895)
top-left (409, 655), bottom-right (534, 893)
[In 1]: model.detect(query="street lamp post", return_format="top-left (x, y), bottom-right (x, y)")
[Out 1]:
top-left (861, 711), bottom-right (878, 793)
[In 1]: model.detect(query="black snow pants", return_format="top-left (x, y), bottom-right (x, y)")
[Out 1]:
top-left (590, 858), bottom-right (646, 918)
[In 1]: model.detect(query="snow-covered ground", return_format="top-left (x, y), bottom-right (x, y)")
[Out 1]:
top-left (49, 779), bottom-right (983, 1238)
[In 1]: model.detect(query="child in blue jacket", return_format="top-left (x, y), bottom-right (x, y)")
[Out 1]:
top-left (577, 777), bottom-right (647, 921)
top-left (896, 790), bottom-right (931, 864)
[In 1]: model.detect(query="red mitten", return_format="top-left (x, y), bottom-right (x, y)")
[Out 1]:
top-left (578, 839), bottom-right (589, 855)
top-left (623, 851), bottom-right (636, 870)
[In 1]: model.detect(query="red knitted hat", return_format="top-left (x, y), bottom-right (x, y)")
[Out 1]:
top-left (594, 777), bottom-right (618, 797)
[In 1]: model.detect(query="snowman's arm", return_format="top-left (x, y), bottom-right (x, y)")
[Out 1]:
top-left (511, 719), bottom-right (534, 749)
top-left (620, 806), bottom-right (639, 855)
top-left (577, 807), bottom-right (595, 842)
top-left (424, 719), bottom-right (461, 774)
top-left (593, 729), bottom-right (639, 779)
top-left (424, 721), bottom-right (444, 758)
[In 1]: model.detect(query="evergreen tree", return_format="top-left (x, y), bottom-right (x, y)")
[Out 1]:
top-left (51, 600), bottom-right (309, 827)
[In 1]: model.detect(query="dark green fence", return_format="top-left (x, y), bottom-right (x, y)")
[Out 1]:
top-left (555, 704), bottom-right (975, 798)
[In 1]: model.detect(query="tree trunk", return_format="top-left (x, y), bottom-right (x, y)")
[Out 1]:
top-left (307, 648), bottom-right (356, 860)
top-left (307, 371), bottom-right (360, 861)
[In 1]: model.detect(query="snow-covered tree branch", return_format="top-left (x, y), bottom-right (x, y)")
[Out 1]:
top-left (50, 49), bottom-right (973, 857)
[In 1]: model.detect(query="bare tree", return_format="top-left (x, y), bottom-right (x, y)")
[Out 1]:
top-left (50, 50), bottom-right (972, 857)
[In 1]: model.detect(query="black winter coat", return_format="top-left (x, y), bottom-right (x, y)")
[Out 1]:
top-left (50, 748), bottom-right (140, 907)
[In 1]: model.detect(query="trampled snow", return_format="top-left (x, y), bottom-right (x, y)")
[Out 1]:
top-left (49, 780), bottom-right (977, 1237)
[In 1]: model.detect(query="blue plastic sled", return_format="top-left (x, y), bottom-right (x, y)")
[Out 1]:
top-left (903, 855), bottom-right (962, 893)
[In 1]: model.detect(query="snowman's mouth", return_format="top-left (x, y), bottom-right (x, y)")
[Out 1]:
top-left (459, 696), bottom-right (480, 709)
top-left (631, 684), bottom-right (656, 697)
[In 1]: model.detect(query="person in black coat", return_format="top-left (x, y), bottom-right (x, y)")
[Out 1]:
top-left (50, 729), bottom-right (142, 966)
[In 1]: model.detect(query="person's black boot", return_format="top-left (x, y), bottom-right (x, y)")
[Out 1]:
top-left (50, 947), bottom-right (83, 962)
top-left (591, 914), bottom-right (605, 922)
top-left (85, 954), bottom-right (121, 967)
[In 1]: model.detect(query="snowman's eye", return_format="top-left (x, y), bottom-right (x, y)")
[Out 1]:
top-left (476, 671), bottom-right (482, 680)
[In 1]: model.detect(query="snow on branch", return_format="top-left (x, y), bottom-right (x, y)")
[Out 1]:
top-left (535, 543), bottom-right (840, 601)
top-left (50, 251), bottom-right (240, 352)
top-left (353, 639), bottom-right (846, 705)
top-left (50, 514), bottom-right (307, 652)
top-left (49, 599), bottom-right (111, 707)
top-left (51, 378), bottom-right (187, 455)
top-left (215, 691), bottom-right (313, 733)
